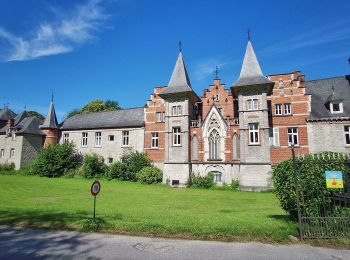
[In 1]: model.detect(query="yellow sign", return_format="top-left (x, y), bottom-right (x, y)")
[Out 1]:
top-left (325, 171), bottom-right (344, 189)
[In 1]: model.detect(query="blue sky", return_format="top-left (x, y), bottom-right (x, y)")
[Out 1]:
top-left (0, 0), bottom-right (349, 121)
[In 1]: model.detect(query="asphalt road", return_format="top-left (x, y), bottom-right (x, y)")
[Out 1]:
top-left (0, 226), bottom-right (349, 260)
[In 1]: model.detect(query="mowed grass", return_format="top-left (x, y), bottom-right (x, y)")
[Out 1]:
top-left (0, 175), bottom-right (297, 242)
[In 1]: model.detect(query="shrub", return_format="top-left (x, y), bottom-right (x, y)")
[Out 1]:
top-left (190, 172), bottom-right (214, 189)
top-left (82, 154), bottom-right (107, 179)
top-left (230, 179), bottom-right (240, 190)
top-left (136, 166), bottom-right (163, 184)
top-left (273, 152), bottom-right (348, 220)
top-left (31, 142), bottom-right (81, 177)
top-left (120, 151), bottom-right (152, 181)
top-left (108, 161), bottom-right (128, 180)
top-left (0, 163), bottom-right (15, 172)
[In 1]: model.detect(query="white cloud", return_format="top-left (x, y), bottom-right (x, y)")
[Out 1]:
top-left (0, 0), bottom-right (109, 62)
top-left (192, 58), bottom-right (229, 81)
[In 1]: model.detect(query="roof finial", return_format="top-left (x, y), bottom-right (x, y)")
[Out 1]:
top-left (247, 28), bottom-right (251, 41)
top-left (51, 91), bottom-right (54, 102)
top-left (215, 65), bottom-right (219, 79)
top-left (24, 104), bottom-right (27, 111)
top-left (331, 85), bottom-right (335, 93)
top-left (179, 41), bottom-right (182, 53)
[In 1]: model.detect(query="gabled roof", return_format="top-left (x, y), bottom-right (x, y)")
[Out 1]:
top-left (159, 52), bottom-right (193, 95)
top-left (0, 108), bottom-right (16, 121)
top-left (0, 113), bottom-right (44, 135)
top-left (40, 101), bottom-right (58, 129)
top-left (306, 75), bottom-right (350, 121)
top-left (61, 107), bottom-right (145, 130)
top-left (233, 40), bottom-right (272, 87)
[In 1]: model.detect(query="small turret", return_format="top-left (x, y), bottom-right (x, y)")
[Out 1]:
top-left (40, 95), bottom-right (59, 147)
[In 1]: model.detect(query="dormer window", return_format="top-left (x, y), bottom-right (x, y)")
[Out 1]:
top-left (330, 102), bottom-right (343, 114)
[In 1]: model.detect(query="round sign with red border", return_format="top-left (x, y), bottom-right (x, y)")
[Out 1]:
top-left (91, 180), bottom-right (101, 196)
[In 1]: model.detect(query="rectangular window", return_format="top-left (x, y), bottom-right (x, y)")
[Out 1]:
top-left (81, 132), bottom-right (88, 147)
top-left (122, 131), bottom-right (129, 146)
top-left (249, 123), bottom-right (259, 144)
top-left (213, 172), bottom-right (222, 182)
top-left (288, 128), bottom-right (299, 146)
top-left (247, 99), bottom-right (258, 110)
top-left (172, 106), bottom-right (177, 115)
top-left (108, 135), bottom-right (114, 141)
top-left (284, 103), bottom-right (291, 115)
top-left (156, 112), bottom-right (162, 122)
top-left (173, 127), bottom-right (181, 146)
top-left (275, 104), bottom-right (282, 115)
top-left (95, 132), bottom-right (102, 147)
top-left (107, 157), bottom-right (113, 164)
top-left (11, 133), bottom-right (16, 141)
top-left (162, 112), bottom-right (165, 122)
top-left (177, 105), bottom-right (182, 115)
top-left (0, 149), bottom-right (4, 158)
top-left (172, 105), bottom-right (182, 116)
top-left (345, 126), bottom-right (350, 145)
top-left (331, 102), bottom-right (343, 113)
top-left (151, 132), bottom-right (159, 148)
top-left (214, 94), bottom-right (220, 101)
top-left (10, 148), bottom-right (15, 158)
top-left (269, 127), bottom-right (280, 147)
top-left (63, 133), bottom-right (69, 143)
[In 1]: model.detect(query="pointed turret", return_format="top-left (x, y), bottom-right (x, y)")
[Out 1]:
top-left (159, 52), bottom-right (193, 95)
top-left (233, 40), bottom-right (273, 88)
top-left (40, 96), bottom-right (59, 147)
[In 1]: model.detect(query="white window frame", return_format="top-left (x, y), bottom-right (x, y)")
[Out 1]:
top-left (344, 126), bottom-right (350, 146)
top-left (284, 103), bottom-right (291, 115)
top-left (275, 104), bottom-right (282, 115)
top-left (252, 99), bottom-right (258, 110)
top-left (156, 112), bottom-right (164, 122)
top-left (247, 99), bottom-right (258, 110)
top-left (81, 132), bottom-right (88, 147)
top-left (330, 102), bottom-right (343, 114)
top-left (11, 132), bottom-right (16, 141)
top-left (0, 149), bottom-right (4, 158)
top-left (122, 131), bottom-right (130, 146)
top-left (288, 127), bottom-right (299, 146)
top-left (249, 123), bottom-right (259, 145)
top-left (173, 127), bottom-right (181, 146)
top-left (172, 106), bottom-right (177, 115)
top-left (10, 148), bottom-right (15, 158)
top-left (209, 130), bottom-right (221, 160)
top-left (177, 105), bottom-right (182, 115)
top-left (63, 133), bottom-right (69, 143)
top-left (269, 127), bottom-right (280, 147)
top-left (213, 172), bottom-right (222, 183)
top-left (214, 94), bottom-right (220, 102)
top-left (95, 132), bottom-right (102, 147)
top-left (151, 132), bottom-right (159, 148)
top-left (108, 135), bottom-right (114, 142)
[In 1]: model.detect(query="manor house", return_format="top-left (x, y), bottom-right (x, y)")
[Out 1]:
top-left (1, 39), bottom-right (349, 190)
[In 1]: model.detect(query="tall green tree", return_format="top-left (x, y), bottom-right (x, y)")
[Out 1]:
top-left (66, 99), bottom-right (121, 118)
top-left (27, 111), bottom-right (45, 121)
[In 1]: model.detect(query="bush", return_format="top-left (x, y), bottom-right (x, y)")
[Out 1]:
top-left (190, 172), bottom-right (214, 189)
top-left (0, 163), bottom-right (15, 172)
top-left (273, 152), bottom-right (348, 220)
top-left (82, 154), bottom-right (107, 179)
top-left (119, 151), bottom-right (151, 181)
top-left (31, 142), bottom-right (81, 177)
top-left (108, 161), bottom-right (128, 180)
top-left (136, 166), bottom-right (163, 184)
top-left (230, 179), bottom-right (240, 190)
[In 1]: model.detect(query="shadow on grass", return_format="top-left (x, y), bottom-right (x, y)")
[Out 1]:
top-left (0, 209), bottom-right (90, 229)
top-left (268, 214), bottom-right (294, 222)
top-left (0, 224), bottom-right (103, 259)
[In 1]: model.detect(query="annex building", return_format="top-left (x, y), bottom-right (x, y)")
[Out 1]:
top-left (1, 39), bottom-right (350, 190)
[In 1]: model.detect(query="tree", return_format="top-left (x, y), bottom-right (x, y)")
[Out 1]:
top-left (66, 99), bottom-right (121, 118)
top-left (27, 111), bottom-right (45, 121)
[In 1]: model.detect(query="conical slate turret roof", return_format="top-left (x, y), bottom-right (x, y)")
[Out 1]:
top-left (40, 101), bottom-right (58, 129)
top-left (159, 52), bottom-right (193, 95)
top-left (233, 40), bottom-right (272, 87)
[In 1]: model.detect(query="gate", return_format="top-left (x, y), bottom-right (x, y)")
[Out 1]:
top-left (292, 147), bottom-right (350, 239)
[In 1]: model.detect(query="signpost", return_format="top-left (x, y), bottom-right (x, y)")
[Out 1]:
top-left (90, 180), bottom-right (101, 221)
top-left (325, 171), bottom-right (344, 189)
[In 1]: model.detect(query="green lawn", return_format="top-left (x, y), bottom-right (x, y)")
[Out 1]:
top-left (0, 174), bottom-right (297, 242)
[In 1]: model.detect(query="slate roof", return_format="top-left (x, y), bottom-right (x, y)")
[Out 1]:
top-left (159, 52), bottom-right (193, 95)
top-left (233, 40), bottom-right (272, 87)
top-left (306, 75), bottom-right (350, 121)
top-left (0, 113), bottom-right (44, 135)
top-left (40, 101), bottom-right (58, 129)
top-left (61, 107), bottom-right (145, 130)
top-left (0, 108), bottom-right (16, 121)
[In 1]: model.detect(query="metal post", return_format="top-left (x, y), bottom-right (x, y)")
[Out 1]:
top-left (291, 144), bottom-right (303, 240)
top-left (93, 196), bottom-right (96, 222)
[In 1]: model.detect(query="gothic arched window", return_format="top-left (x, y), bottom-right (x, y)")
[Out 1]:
top-left (233, 135), bottom-right (239, 160)
top-left (192, 135), bottom-right (198, 161)
top-left (209, 130), bottom-right (220, 160)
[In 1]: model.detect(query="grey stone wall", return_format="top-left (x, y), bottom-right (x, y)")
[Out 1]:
top-left (61, 127), bottom-right (145, 163)
top-left (0, 135), bottom-right (24, 169)
top-left (21, 135), bottom-right (44, 167)
top-left (307, 121), bottom-right (350, 155)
